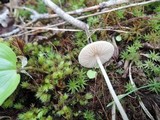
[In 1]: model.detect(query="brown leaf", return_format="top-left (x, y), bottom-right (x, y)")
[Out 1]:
top-left (11, 37), bottom-right (25, 55)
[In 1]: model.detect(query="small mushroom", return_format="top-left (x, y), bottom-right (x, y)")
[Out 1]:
top-left (78, 41), bottom-right (128, 120)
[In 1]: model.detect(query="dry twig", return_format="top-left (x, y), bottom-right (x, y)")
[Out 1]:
top-left (43, 0), bottom-right (89, 31)
top-left (72, 0), bottom-right (160, 19)
top-left (0, 0), bottom-right (159, 38)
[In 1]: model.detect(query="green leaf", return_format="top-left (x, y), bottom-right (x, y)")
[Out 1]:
top-left (87, 70), bottom-right (97, 79)
top-left (115, 35), bottom-right (122, 42)
top-left (85, 93), bottom-right (93, 100)
top-left (0, 43), bottom-right (20, 105)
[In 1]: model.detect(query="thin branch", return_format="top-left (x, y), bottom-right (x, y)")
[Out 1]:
top-left (64, 0), bottom-right (129, 15)
top-left (48, 0), bottom-right (159, 28)
top-left (0, 0), bottom-right (158, 37)
top-left (24, 26), bottom-right (82, 32)
top-left (11, 27), bottom-right (129, 38)
top-left (142, 43), bottom-right (160, 50)
top-left (15, 0), bottom-right (129, 20)
top-left (0, 28), bottom-right (20, 37)
top-left (43, 0), bottom-right (89, 31)
top-left (75, 0), bottom-right (160, 19)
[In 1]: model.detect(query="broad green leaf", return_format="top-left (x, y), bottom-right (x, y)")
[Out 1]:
top-left (0, 43), bottom-right (20, 105)
top-left (87, 70), bottom-right (97, 79)
top-left (0, 43), bottom-right (17, 64)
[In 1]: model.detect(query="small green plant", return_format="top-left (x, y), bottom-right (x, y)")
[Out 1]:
top-left (68, 0), bottom-right (85, 10)
top-left (125, 83), bottom-right (135, 93)
top-left (148, 15), bottom-right (160, 31)
top-left (148, 79), bottom-right (160, 94)
top-left (143, 60), bottom-right (155, 70)
top-left (148, 51), bottom-right (160, 62)
top-left (56, 105), bottom-right (72, 120)
top-left (116, 10), bottom-right (125, 19)
top-left (132, 7), bottom-right (144, 17)
top-left (87, 16), bottom-right (99, 26)
top-left (18, 107), bottom-right (50, 120)
top-left (67, 69), bottom-right (88, 93)
top-left (121, 41), bottom-right (142, 62)
top-left (116, 68), bottom-right (124, 75)
top-left (141, 50), bottom-right (160, 77)
top-left (144, 32), bottom-right (160, 45)
top-left (78, 92), bottom-right (93, 106)
top-left (18, 0), bottom-right (47, 18)
top-left (67, 79), bottom-right (80, 94)
top-left (83, 110), bottom-right (95, 120)
top-left (77, 70), bottom-right (88, 89)
top-left (36, 0), bottom-right (47, 13)
top-left (75, 31), bottom-right (87, 48)
top-left (18, 7), bottom-right (31, 18)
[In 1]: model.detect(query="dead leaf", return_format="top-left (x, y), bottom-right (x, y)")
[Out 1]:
top-left (11, 38), bottom-right (25, 55)
top-left (17, 56), bottom-right (28, 68)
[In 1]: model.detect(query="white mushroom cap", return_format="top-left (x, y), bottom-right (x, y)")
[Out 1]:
top-left (78, 41), bottom-right (114, 68)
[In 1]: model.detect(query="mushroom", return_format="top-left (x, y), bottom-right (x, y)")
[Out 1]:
top-left (78, 41), bottom-right (128, 120)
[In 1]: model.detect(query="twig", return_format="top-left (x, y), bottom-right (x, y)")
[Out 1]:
top-left (1, 0), bottom-right (158, 38)
top-left (11, 0), bottom-right (129, 32)
top-left (20, 66), bottom-right (49, 74)
top-left (75, 0), bottom-right (160, 19)
top-left (64, 0), bottom-right (129, 15)
top-left (10, 26), bottom-right (129, 38)
top-left (142, 43), bottom-right (160, 50)
top-left (43, 0), bottom-right (89, 31)
top-left (49, 0), bottom-right (159, 28)
top-left (26, 26), bottom-right (129, 33)
top-left (22, 26), bottom-right (82, 32)
top-left (0, 27), bottom-right (20, 37)
top-left (15, 0), bottom-right (129, 20)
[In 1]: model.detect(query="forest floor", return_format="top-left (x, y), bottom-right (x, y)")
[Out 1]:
top-left (0, 0), bottom-right (160, 120)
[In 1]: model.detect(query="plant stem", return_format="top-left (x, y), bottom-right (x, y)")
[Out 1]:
top-left (112, 104), bottom-right (116, 120)
top-left (95, 55), bottom-right (129, 120)
top-left (43, 0), bottom-right (89, 31)
top-left (20, 67), bottom-right (48, 74)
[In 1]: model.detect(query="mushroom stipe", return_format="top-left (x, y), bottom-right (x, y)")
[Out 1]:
top-left (78, 41), bottom-right (129, 120)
